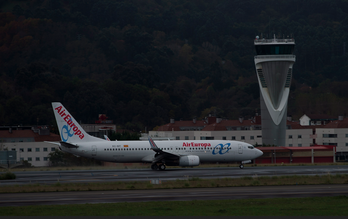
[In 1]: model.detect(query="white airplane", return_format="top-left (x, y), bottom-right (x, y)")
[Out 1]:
top-left (50, 102), bottom-right (263, 170)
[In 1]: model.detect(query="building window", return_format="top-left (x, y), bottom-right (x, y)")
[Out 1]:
top-left (28, 157), bottom-right (32, 161)
top-left (185, 136), bottom-right (189, 140)
top-left (201, 136), bottom-right (214, 140)
top-left (345, 143), bottom-right (348, 146)
top-left (223, 136), bottom-right (226, 140)
top-left (289, 144), bottom-right (293, 147)
top-left (11, 148), bottom-right (16, 151)
top-left (232, 136), bottom-right (236, 140)
top-left (323, 143), bottom-right (338, 146)
top-left (20, 148), bottom-right (24, 152)
top-left (298, 144), bottom-right (302, 147)
top-left (346, 134), bottom-right (348, 138)
top-left (323, 134), bottom-right (337, 138)
top-left (36, 157), bottom-right (40, 161)
top-left (176, 136), bottom-right (180, 140)
top-left (35, 148), bottom-right (40, 152)
top-left (257, 135), bottom-right (262, 138)
top-left (43, 148), bottom-right (48, 152)
top-left (250, 136), bottom-right (254, 140)
top-left (298, 135), bottom-right (302, 139)
top-left (289, 135), bottom-right (293, 139)
top-left (44, 157), bottom-right (48, 161)
top-left (28, 148), bottom-right (32, 152)
top-left (241, 136), bottom-right (245, 140)
top-left (51, 147), bottom-right (56, 151)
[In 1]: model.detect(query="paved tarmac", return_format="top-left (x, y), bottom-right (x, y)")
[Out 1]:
top-left (1, 165), bottom-right (348, 207)
top-left (1, 184), bottom-right (348, 206)
top-left (1, 165), bottom-right (348, 185)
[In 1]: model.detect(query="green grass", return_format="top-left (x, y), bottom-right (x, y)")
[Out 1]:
top-left (4, 162), bottom-right (348, 172)
top-left (1, 196), bottom-right (348, 215)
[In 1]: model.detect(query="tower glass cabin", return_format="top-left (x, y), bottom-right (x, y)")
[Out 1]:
top-left (254, 36), bottom-right (296, 146)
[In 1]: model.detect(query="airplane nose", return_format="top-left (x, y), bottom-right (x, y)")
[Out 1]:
top-left (256, 149), bottom-right (263, 156)
top-left (259, 149), bottom-right (263, 156)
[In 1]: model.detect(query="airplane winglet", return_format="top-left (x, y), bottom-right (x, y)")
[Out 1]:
top-left (104, 135), bottom-right (110, 141)
top-left (148, 136), bottom-right (161, 152)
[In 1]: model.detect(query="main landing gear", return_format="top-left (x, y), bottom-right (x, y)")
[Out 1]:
top-left (151, 163), bottom-right (166, 171)
top-left (239, 163), bottom-right (244, 169)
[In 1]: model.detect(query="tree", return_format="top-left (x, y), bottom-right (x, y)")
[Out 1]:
top-left (48, 149), bottom-right (66, 166)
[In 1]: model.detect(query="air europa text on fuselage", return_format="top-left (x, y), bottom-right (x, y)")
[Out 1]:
top-left (183, 142), bottom-right (211, 147)
top-left (55, 105), bottom-right (85, 139)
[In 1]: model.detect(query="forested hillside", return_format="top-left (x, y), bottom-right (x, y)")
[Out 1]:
top-left (1, 0), bottom-right (348, 132)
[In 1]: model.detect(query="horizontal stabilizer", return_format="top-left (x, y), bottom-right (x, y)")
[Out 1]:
top-left (44, 141), bottom-right (60, 146)
top-left (60, 141), bottom-right (79, 148)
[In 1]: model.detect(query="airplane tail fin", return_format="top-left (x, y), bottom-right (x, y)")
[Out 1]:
top-left (52, 102), bottom-right (105, 143)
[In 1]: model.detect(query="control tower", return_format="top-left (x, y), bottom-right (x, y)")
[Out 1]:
top-left (254, 35), bottom-right (296, 146)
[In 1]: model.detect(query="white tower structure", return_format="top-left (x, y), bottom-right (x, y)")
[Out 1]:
top-left (254, 35), bottom-right (296, 146)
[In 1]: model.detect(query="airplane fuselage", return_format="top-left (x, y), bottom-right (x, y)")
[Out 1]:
top-left (61, 140), bottom-right (262, 164)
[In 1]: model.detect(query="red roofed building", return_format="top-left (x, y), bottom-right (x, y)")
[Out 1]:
top-left (149, 114), bottom-right (348, 161)
top-left (150, 115), bottom-right (312, 144)
top-left (299, 114), bottom-right (337, 126)
top-left (0, 126), bottom-right (60, 143)
top-left (0, 126), bottom-right (60, 167)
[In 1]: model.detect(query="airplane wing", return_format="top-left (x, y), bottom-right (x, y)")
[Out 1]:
top-left (148, 136), bottom-right (180, 163)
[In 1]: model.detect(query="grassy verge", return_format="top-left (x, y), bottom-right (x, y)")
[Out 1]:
top-left (3, 162), bottom-right (348, 172)
top-left (1, 196), bottom-right (348, 215)
top-left (1, 173), bottom-right (348, 193)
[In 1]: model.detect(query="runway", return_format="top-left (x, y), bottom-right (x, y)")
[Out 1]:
top-left (1, 184), bottom-right (348, 206)
top-left (1, 165), bottom-right (348, 185)
top-left (1, 165), bottom-right (348, 207)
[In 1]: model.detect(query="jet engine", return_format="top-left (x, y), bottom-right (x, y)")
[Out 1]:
top-left (178, 155), bottom-right (200, 167)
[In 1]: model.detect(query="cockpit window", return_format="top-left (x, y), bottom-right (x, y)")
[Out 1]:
top-left (248, 146), bottom-right (254, 149)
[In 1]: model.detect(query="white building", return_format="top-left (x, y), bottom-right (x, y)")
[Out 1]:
top-left (0, 126), bottom-right (60, 167)
top-left (148, 116), bottom-right (347, 160)
top-left (1, 142), bottom-right (58, 167)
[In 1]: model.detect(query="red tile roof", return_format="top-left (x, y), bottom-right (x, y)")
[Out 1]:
top-left (156, 120), bottom-right (206, 131)
top-left (0, 130), bottom-right (60, 142)
top-left (157, 116), bottom-right (263, 131)
top-left (202, 119), bottom-right (260, 131)
top-left (320, 118), bottom-right (348, 128)
top-left (306, 114), bottom-right (337, 120)
top-left (156, 116), bottom-right (348, 131)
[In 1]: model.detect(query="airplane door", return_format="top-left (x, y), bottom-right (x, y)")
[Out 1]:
top-left (238, 144), bottom-right (243, 154)
top-left (91, 145), bottom-right (97, 156)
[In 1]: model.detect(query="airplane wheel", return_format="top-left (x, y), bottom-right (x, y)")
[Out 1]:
top-left (159, 164), bottom-right (166, 171)
top-left (151, 164), bottom-right (158, 170)
top-left (239, 164), bottom-right (244, 169)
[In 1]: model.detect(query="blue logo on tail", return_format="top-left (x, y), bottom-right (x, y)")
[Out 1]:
top-left (61, 125), bottom-right (74, 142)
